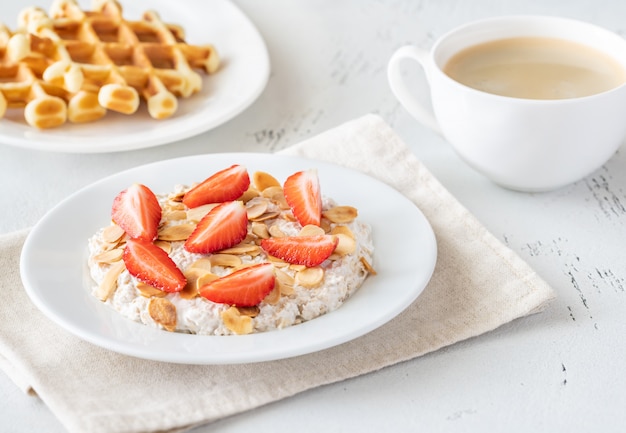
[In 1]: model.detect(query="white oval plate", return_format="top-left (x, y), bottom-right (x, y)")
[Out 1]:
top-left (0, 0), bottom-right (269, 153)
top-left (20, 153), bottom-right (437, 364)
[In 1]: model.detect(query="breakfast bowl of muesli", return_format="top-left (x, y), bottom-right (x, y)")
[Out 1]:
top-left (20, 153), bottom-right (437, 364)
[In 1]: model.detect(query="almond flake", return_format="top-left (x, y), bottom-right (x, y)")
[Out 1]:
top-left (360, 256), bottom-right (377, 275)
top-left (334, 233), bottom-right (356, 256)
top-left (190, 257), bottom-right (213, 271)
top-left (253, 171), bottom-right (281, 191)
top-left (331, 225), bottom-right (355, 239)
top-left (96, 260), bottom-right (125, 301)
top-left (210, 253), bottom-right (242, 268)
top-left (251, 221), bottom-right (270, 239)
top-left (221, 306), bottom-right (253, 335)
top-left (187, 203), bottom-right (218, 222)
top-left (295, 266), bottom-right (324, 288)
top-left (298, 224), bottom-right (325, 237)
top-left (322, 205), bottom-right (358, 224)
top-left (102, 224), bottom-right (125, 244)
top-left (154, 240), bottom-right (172, 254)
top-left (240, 187), bottom-right (260, 203)
top-left (268, 225), bottom-right (286, 238)
top-left (158, 223), bottom-right (195, 241)
top-left (250, 211), bottom-right (280, 222)
top-left (136, 282), bottom-right (168, 298)
top-left (148, 298), bottom-right (177, 332)
top-left (237, 305), bottom-right (260, 317)
top-left (264, 282), bottom-right (281, 304)
top-left (181, 268), bottom-right (215, 299)
top-left (220, 243), bottom-right (261, 255)
top-left (164, 210), bottom-right (187, 221)
top-left (260, 185), bottom-right (284, 199)
top-left (93, 248), bottom-right (123, 264)
top-left (246, 200), bottom-right (268, 220)
top-left (196, 272), bottom-right (220, 293)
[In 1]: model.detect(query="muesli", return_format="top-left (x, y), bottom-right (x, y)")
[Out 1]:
top-left (87, 165), bottom-right (375, 335)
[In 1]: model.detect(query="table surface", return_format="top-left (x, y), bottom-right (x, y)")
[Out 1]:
top-left (2, 0), bottom-right (626, 432)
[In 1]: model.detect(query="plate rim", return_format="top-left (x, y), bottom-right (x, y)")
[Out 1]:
top-left (20, 153), bottom-right (437, 364)
top-left (0, 0), bottom-right (270, 153)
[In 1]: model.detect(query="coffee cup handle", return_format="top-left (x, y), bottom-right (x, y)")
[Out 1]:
top-left (387, 45), bottom-right (442, 135)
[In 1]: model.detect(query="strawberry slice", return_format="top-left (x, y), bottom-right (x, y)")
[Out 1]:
top-left (182, 164), bottom-right (250, 208)
top-left (199, 263), bottom-right (276, 307)
top-left (123, 239), bottom-right (186, 293)
top-left (283, 169), bottom-right (322, 227)
top-left (260, 235), bottom-right (338, 267)
top-left (184, 201), bottom-right (248, 254)
top-left (111, 183), bottom-right (161, 241)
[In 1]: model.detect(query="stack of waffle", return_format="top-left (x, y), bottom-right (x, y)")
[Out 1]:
top-left (0, 0), bottom-right (219, 129)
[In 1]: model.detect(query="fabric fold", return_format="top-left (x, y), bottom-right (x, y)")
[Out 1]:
top-left (0, 114), bottom-right (555, 433)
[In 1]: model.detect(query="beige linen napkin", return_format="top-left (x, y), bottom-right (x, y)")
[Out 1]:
top-left (0, 114), bottom-right (555, 433)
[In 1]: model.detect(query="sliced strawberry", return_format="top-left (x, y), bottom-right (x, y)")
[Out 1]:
top-left (260, 235), bottom-right (338, 267)
top-left (199, 263), bottom-right (276, 307)
top-left (283, 169), bottom-right (322, 227)
top-left (182, 164), bottom-right (250, 209)
top-left (184, 201), bottom-right (248, 254)
top-left (111, 183), bottom-right (161, 241)
top-left (123, 239), bottom-right (186, 293)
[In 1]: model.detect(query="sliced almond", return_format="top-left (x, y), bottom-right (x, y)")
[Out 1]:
top-left (253, 171), bottom-right (281, 191)
top-left (93, 248), bottom-right (123, 264)
top-left (136, 282), bottom-right (168, 298)
top-left (196, 272), bottom-right (220, 293)
top-left (163, 209), bottom-right (187, 221)
top-left (360, 256), bottom-right (377, 275)
top-left (154, 240), bottom-right (172, 254)
top-left (240, 187), bottom-right (260, 203)
top-left (189, 257), bottom-right (213, 272)
top-left (268, 225), bottom-right (286, 238)
top-left (220, 243), bottom-right (261, 255)
top-left (298, 224), bottom-right (325, 237)
top-left (237, 305), bottom-right (260, 317)
top-left (331, 225), bottom-right (354, 239)
top-left (148, 297), bottom-right (177, 332)
top-left (295, 267), bottom-right (324, 288)
top-left (263, 281), bottom-right (281, 305)
top-left (210, 253), bottom-right (242, 268)
top-left (221, 306), bottom-right (253, 335)
top-left (165, 200), bottom-right (186, 211)
top-left (334, 233), bottom-right (356, 256)
top-left (96, 260), bottom-right (125, 301)
top-left (322, 205), bottom-right (358, 224)
top-left (158, 223), bottom-right (195, 241)
top-left (250, 211), bottom-right (280, 222)
top-left (260, 185), bottom-right (284, 198)
top-left (167, 190), bottom-right (186, 202)
top-left (102, 224), bottom-right (125, 244)
top-left (246, 199), bottom-right (268, 220)
top-left (251, 221), bottom-right (270, 239)
top-left (181, 268), bottom-right (216, 299)
top-left (187, 203), bottom-right (218, 222)
top-left (275, 268), bottom-right (295, 295)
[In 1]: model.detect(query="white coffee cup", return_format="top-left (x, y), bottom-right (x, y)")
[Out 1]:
top-left (388, 16), bottom-right (626, 191)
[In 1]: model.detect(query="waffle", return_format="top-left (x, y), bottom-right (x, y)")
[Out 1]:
top-left (0, 0), bottom-right (219, 129)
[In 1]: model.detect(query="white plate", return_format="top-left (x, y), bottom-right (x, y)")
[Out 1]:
top-left (0, 0), bottom-right (269, 153)
top-left (20, 153), bottom-right (437, 364)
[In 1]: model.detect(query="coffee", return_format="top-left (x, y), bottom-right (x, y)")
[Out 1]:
top-left (443, 37), bottom-right (626, 99)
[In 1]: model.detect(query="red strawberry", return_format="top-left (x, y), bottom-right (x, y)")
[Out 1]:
top-left (199, 263), bottom-right (276, 307)
top-left (260, 235), bottom-right (338, 267)
top-left (182, 164), bottom-right (250, 208)
top-left (123, 239), bottom-right (186, 293)
top-left (283, 169), bottom-right (322, 227)
top-left (184, 201), bottom-right (248, 254)
top-left (111, 183), bottom-right (161, 241)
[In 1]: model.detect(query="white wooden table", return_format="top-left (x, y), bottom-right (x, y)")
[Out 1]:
top-left (2, 0), bottom-right (626, 431)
